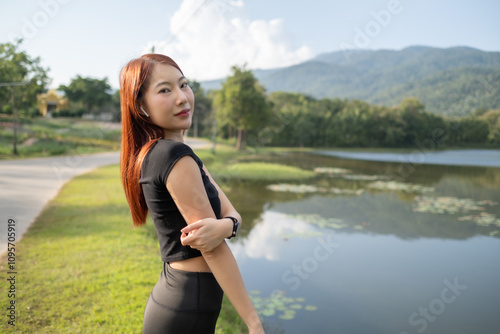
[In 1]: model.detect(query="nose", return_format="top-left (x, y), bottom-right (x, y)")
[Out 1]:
top-left (175, 88), bottom-right (188, 106)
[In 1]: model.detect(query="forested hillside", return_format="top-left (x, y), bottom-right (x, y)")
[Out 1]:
top-left (202, 46), bottom-right (500, 116)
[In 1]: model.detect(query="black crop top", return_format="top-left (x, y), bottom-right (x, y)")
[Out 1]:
top-left (139, 139), bottom-right (221, 263)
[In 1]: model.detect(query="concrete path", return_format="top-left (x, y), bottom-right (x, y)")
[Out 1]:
top-left (0, 137), bottom-right (211, 255)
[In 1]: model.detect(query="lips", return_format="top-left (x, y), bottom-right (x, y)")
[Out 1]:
top-left (175, 109), bottom-right (190, 117)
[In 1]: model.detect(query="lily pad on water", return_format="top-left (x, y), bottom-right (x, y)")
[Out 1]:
top-left (330, 187), bottom-right (365, 195)
top-left (279, 310), bottom-right (297, 320)
top-left (368, 180), bottom-right (435, 193)
top-left (267, 183), bottom-right (365, 196)
top-left (341, 174), bottom-right (388, 181)
top-left (266, 183), bottom-right (324, 193)
top-left (314, 167), bottom-right (352, 174)
top-left (413, 196), bottom-right (500, 230)
top-left (249, 290), bottom-right (317, 320)
top-left (413, 196), bottom-right (497, 215)
top-left (260, 308), bottom-right (276, 317)
top-left (458, 212), bottom-right (500, 227)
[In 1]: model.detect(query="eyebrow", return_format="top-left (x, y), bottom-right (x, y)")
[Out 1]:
top-left (154, 76), bottom-right (186, 89)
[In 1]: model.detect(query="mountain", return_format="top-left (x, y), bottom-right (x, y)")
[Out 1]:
top-left (201, 46), bottom-right (500, 116)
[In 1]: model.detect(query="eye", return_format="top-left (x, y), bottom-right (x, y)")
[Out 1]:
top-left (159, 88), bottom-right (171, 94)
top-left (180, 82), bottom-right (189, 89)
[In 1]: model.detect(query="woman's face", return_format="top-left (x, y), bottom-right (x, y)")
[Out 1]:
top-left (142, 63), bottom-right (194, 137)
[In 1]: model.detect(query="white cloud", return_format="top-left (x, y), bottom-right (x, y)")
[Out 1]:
top-left (144, 0), bottom-right (313, 81)
top-left (229, 211), bottom-right (314, 261)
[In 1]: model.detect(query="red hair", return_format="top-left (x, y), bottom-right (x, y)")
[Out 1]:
top-left (119, 54), bottom-right (184, 226)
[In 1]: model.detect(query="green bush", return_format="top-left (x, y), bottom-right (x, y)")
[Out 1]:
top-left (2, 104), bottom-right (12, 115)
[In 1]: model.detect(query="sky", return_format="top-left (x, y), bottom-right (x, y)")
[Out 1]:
top-left (1, 0), bottom-right (499, 90)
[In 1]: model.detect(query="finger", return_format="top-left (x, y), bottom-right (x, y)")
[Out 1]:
top-left (181, 222), bottom-right (203, 233)
top-left (180, 231), bottom-right (197, 246)
top-left (180, 233), bottom-right (190, 246)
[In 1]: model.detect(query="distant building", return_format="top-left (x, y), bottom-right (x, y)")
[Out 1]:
top-left (37, 89), bottom-right (68, 117)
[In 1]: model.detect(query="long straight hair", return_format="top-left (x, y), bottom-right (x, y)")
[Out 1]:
top-left (119, 54), bottom-right (184, 226)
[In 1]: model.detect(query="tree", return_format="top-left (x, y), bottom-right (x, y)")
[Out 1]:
top-left (333, 100), bottom-right (372, 147)
top-left (59, 75), bottom-right (111, 114)
top-left (459, 116), bottom-right (489, 144)
top-left (399, 97), bottom-right (426, 146)
top-left (111, 89), bottom-right (121, 122)
top-left (0, 40), bottom-right (49, 112)
top-left (481, 109), bottom-right (500, 144)
top-left (267, 92), bottom-right (322, 147)
top-left (0, 40), bottom-right (49, 154)
top-left (214, 65), bottom-right (271, 150)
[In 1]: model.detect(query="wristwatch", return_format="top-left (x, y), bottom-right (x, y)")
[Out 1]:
top-left (225, 216), bottom-right (240, 239)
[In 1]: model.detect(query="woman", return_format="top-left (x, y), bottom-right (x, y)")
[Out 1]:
top-left (119, 54), bottom-right (264, 334)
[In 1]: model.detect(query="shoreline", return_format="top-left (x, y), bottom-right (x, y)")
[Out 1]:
top-left (313, 148), bottom-right (500, 168)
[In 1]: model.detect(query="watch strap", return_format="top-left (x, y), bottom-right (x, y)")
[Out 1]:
top-left (225, 216), bottom-right (239, 239)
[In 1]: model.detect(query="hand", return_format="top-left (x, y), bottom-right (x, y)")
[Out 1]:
top-left (180, 218), bottom-right (231, 253)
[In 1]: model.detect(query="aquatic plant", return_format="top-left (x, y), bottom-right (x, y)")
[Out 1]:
top-left (314, 166), bottom-right (389, 181)
top-left (413, 196), bottom-right (500, 230)
top-left (368, 180), bottom-right (435, 193)
top-left (249, 290), bottom-right (317, 320)
top-left (266, 183), bottom-right (364, 196)
top-left (413, 196), bottom-right (497, 215)
top-left (341, 174), bottom-right (387, 181)
top-left (266, 183), bottom-right (323, 193)
top-left (458, 212), bottom-right (500, 227)
top-left (314, 167), bottom-right (352, 174)
top-left (330, 187), bottom-right (365, 195)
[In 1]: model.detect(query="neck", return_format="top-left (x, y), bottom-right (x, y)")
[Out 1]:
top-left (163, 130), bottom-right (184, 143)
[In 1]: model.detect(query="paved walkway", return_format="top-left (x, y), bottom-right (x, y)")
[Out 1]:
top-left (0, 138), bottom-right (211, 255)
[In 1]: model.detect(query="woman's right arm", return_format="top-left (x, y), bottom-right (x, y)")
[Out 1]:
top-left (166, 155), bottom-right (264, 333)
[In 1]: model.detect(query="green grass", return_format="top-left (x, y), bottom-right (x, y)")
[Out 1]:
top-left (0, 117), bottom-right (120, 160)
top-left (0, 132), bottom-right (315, 332)
top-left (195, 145), bottom-right (317, 183)
top-left (223, 162), bottom-right (316, 181)
top-left (0, 164), bottom-right (246, 333)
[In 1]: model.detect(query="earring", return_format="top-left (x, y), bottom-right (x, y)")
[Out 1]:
top-left (140, 106), bottom-right (149, 117)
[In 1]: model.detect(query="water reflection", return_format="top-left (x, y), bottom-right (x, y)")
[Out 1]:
top-left (231, 211), bottom-right (331, 262)
top-left (231, 211), bottom-right (306, 261)
top-left (223, 151), bottom-right (500, 333)
top-left (226, 152), bottom-right (500, 241)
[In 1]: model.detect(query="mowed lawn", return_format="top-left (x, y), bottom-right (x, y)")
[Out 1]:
top-left (0, 164), bottom-right (245, 333)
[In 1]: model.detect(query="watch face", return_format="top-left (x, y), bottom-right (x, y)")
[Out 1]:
top-left (226, 217), bottom-right (239, 239)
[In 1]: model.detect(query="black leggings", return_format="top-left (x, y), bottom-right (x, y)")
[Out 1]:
top-left (142, 262), bottom-right (223, 334)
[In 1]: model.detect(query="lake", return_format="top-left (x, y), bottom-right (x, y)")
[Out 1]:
top-left (225, 150), bottom-right (500, 334)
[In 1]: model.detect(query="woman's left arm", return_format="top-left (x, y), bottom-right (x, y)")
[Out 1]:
top-left (204, 166), bottom-right (242, 221)
top-left (180, 166), bottom-right (241, 252)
